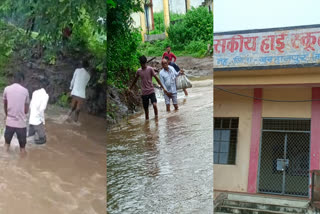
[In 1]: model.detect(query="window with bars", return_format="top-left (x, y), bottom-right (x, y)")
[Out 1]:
top-left (214, 118), bottom-right (239, 165)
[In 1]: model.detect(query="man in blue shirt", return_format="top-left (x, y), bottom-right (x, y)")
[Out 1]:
top-left (164, 56), bottom-right (188, 96)
top-left (159, 59), bottom-right (184, 111)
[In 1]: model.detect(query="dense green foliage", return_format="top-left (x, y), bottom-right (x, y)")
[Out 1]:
top-left (170, 13), bottom-right (185, 22)
top-left (107, 0), bottom-right (143, 88)
top-left (150, 12), bottom-right (185, 35)
top-left (0, 21), bottom-right (25, 89)
top-left (167, 7), bottom-right (213, 45)
top-left (0, 0), bottom-right (105, 43)
top-left (138, 39), bottom-right (209, 58)
top-left (150, 12), bottom-right (165, 35)
top-left (0, 0), bottom-right (106, 77)
top-left (139, 7), bottom-right (213, 58)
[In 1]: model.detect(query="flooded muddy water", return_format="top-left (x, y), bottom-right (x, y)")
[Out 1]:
top-left (0, 105), bottom-right (105, 214)
top-left (107, 79), bottom-right (213, 214)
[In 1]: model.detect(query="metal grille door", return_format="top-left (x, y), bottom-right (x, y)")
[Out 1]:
top-left (258, 119), bottom-right (310, 197)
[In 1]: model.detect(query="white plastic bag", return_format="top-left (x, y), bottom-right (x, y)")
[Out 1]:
top-left (176, 75), bottom-right (192, 90)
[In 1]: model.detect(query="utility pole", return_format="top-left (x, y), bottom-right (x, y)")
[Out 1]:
top-left (163, 0), bottom-right (170, 37)
top-left (140, 9), bottom-right (147, 42)
top-left (186, 0), bottom-right (191, 12)
top-left (150, 0), bottom-right (154, 30)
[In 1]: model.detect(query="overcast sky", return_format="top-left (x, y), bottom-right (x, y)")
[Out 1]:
top-left (214, 0), bottom-right (320, 33)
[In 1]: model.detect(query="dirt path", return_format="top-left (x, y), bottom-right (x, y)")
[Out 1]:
top-left (147, 56), bottom-right (213, 78)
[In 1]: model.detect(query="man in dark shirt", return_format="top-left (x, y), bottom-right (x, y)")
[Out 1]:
top-left (130, 56), bottom-right (171, 120)
top-left (164, 56), bottom-right (188, 96)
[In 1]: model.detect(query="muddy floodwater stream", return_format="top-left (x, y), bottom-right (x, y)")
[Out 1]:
top-left (107, 79), bottom-right (213, 214)
top-left (0, 105), bottom-right (105, 214)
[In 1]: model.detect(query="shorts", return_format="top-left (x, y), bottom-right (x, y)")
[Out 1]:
top-left (141, 93), bottom-right (157, 110)
top-left (28, 123), bottom-right (46, 144)
top-left (71, 95), bottom-right (85, 110)
top-left (164, 93), bottom-right (178, 105)
top-left (4, 126), bottom-right (27, 148)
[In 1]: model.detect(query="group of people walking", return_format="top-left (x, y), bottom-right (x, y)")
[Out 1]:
top-left (130, 46), bottom-right (188, 120)
top-left (3, 60), bottom-right (91, 155)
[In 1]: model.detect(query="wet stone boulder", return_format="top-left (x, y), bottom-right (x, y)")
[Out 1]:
top-left (107, 85), bottom-right (141, 126)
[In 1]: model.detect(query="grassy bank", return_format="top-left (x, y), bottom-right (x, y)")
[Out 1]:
top-left (138, 39), bottom-right (211, 58)
top-left (138, 7), bottom-right (213, 58)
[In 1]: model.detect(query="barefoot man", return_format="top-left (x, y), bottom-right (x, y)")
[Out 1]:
top-left (28, 83), bottom-right (49, 144)
top-left (159, 59), bottom-right (184, 111)
top-left (3, 72), bottom-right (30, 155)
top-left (164, 56), bottom-right (188, 96)
top-left (68, 60), bottom-right (91, 122)
top-left (130, 56), bottom-right (171, 120)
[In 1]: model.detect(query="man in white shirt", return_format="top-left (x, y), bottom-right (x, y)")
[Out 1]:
top-left (67, 60), bottom-right (91, 122)
top-left (159, 59), bottom-right (184, 111)
top-left (28, 83), bottom-right (49, 144)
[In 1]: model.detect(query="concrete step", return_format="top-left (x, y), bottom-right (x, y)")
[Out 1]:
top-left (227, 193), bottom-right (309, 208)
top-left (216, 205), bottom-right (300, 214)
top-left (223, 199), bottom-right (307, 213)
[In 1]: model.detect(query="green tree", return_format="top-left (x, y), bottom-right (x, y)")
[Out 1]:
top-left (0, 0), bottom-right (105, 43)
top-left (107, 0), bottom-right (143, 88)
top-left (0, 0), bottom-right (106, 72)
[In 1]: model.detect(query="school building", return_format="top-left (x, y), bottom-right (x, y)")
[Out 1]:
top-left (214, 24), bottom-right (320, 198)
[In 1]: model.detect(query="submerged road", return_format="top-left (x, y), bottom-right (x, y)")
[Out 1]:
top-left (107, 79), bottom-right (214, 214)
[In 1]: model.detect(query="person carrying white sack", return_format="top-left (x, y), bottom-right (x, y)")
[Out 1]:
top-left (159, 59), bottom-right (184, 111)
top-left (163, 55), bottom-right (189, 96)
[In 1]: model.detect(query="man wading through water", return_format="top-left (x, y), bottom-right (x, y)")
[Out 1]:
top-left (160, 59), bottom-right (184, 111)
top-left (67, 60), bottom-right (91, 123)
top-left (164, 56), bottom-right (188, 96)
top-left (3, 72), bottom-right (30, 156)
top-left (129, 56), bottom-right (170, 120)
top-left (28, 82), bottom-right (49, 144)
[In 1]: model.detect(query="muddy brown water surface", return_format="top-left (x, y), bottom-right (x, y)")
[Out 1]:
top-left (0, 105), bottom-right (105, 214)
top-left (107, 79), bottom-right (214, 214)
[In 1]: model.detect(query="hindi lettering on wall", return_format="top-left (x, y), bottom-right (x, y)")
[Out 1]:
top-left (214, 26), bottom-right (320, 69)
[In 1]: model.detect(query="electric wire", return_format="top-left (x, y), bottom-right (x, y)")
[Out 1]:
top-left (214, 86), bottom-right (320, 102)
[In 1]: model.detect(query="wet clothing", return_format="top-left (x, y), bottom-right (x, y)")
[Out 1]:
top-left (164, 93), bottom-right (177, 105)
top-left (159, 65), bottom-right (180, 94)
top-left (70, 68), bottom-right (90, 99)
top-left (162, 52), bottom-right (177, 62)
top-left (71, 95), bottom-right (85, 110)
top-left (3, 83), bottom-right (29, 128)
top-left (135, 66), bottom-right (157, 96)
top-left (28, 123), bottom-right (46, 144)
top-left (141, 93), bottom-right (157, 110)
top-left (29, 88), bottom-right (49, 126)
top-left (169, 61), bottom-right (180, 72)
top-left (5, 126), bottom-right (27, 148)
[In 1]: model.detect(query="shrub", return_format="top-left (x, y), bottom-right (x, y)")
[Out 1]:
top-left (57, 93), bottom-right (70, 107)
top-left (167, 7), bottom-right (212, 45)
top-left (152, 12), bottom-right (165, 34)
top-left (185, 40), bottom-right (208, 57)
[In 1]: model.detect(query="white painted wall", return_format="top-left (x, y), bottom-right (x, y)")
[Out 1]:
top-left (153, 0), bottom-right (163, 13)
top-left (214, 0), bottom-right (320, 33)
top-left (146, 7), bottom-right (153, 30)
top-left (131, 13), bottom-right (141, 29)
top-left (131, 8), bottom-right (152, 30)
top-left (190, 0), bottom-right (205, 9)
top-left (169, 0), bottom-right (187, 14)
